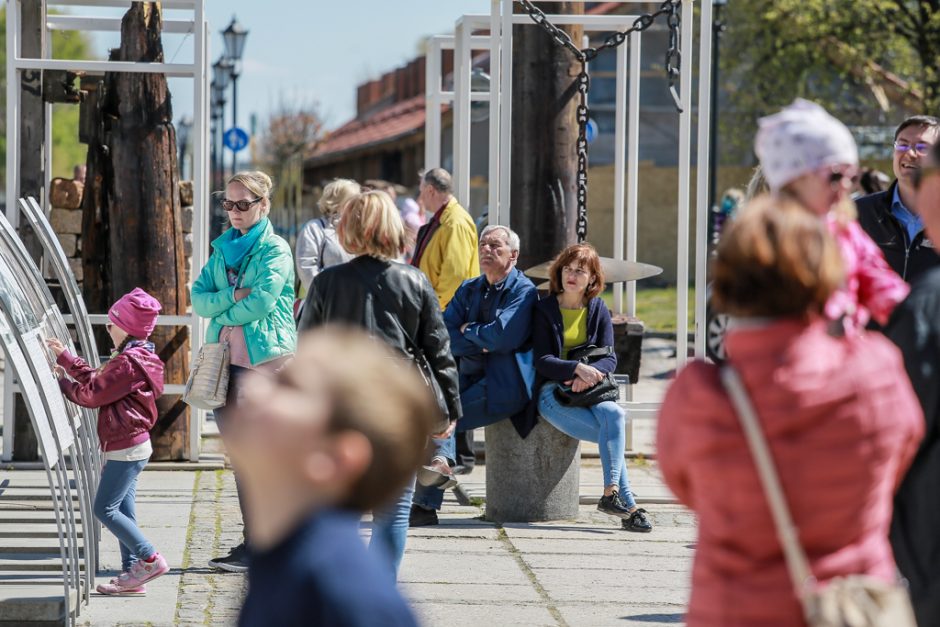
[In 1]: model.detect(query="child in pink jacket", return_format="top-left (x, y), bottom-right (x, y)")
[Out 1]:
top-left (755, 98), bottom-right (909, 332)
top-left (47, 288), bottom-right (168, 596)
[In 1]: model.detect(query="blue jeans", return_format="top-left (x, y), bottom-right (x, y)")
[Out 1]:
top-left (368, 477), bottom-right (415, 580)
top-left (94, 458), bottom-right (154, 572)
top-left (538, 382), bottom-right (636, 509)
top-left (413, 378), bottom-right (520, 511)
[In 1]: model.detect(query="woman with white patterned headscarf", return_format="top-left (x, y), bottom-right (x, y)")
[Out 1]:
top-left (754, 99), bottom-right (908, 332)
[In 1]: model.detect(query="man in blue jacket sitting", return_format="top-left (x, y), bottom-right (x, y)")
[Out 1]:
top-left (410, 225), bottom-right (538, 527)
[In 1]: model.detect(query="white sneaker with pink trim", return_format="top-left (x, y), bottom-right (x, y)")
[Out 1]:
top-left (96, 577), bottom-right (146, 596)
top-left (113, 553), bottom-right (170, 589)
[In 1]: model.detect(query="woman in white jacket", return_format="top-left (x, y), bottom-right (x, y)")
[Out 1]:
top-left (295, 178), bottom-right (360, 295)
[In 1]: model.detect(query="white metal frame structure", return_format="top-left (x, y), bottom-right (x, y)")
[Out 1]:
top-left (427, 1), bottom-right (713, 425)
top-left (0, 208), bottom-right (97, 624)
top-left (4, 0), bottom-right (211, 461)
top-left (430, 2), bottom-right (712, 351)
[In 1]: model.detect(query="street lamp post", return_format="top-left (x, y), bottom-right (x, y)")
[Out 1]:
top-left (211, 82), bottom-right (227, 240)
top-left (708, 0), bottom-right (729, 245)
top-left (212, 56), bottom-right (234, 181)
top-left (222, 16), bottom-right (249, 176)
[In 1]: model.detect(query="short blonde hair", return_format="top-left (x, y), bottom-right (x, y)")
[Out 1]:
top-left (318, 178), bottom-right (361, 217)
top-left (291, 326), bottom-right (438, 512)
top-left (337, 191), bottom-right (405, 259)
top-left (712, 195), bottom-right (843, 319)
top-left (227, 170), bottom-right (274, 216)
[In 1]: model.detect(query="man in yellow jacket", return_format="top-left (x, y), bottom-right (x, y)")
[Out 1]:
top-left (411, 168), bottom-right (480, 310)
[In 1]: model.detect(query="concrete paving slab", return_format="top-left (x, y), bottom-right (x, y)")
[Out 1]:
top-left (524, 553), bottom-right (692, 573)
top-left (508, 537), bottom-right (697, 559)
top-left (77, 471), bottom-right (194, 627)
top-left (501, 523), bottom-right (696, 543)
top-left (404, 536), bottom-right (507, 555)
top-left (558, 604), bottom-right (687, 626)
top-left (535, 569), bottom-right (690, 605)
top-left (400, 553), bottom-right (532, 586)
top-left (403, 582), bottom-right (543, 604)
top-left (411, 601), bottom-right (558, 627)
top-left (0, 585), bottom-right (77, 623)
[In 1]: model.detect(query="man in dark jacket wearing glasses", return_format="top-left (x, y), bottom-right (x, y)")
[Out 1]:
top-left (885, 140), bottom-right (940, 626)
top-left (857, 115), bottom-right (940, 282)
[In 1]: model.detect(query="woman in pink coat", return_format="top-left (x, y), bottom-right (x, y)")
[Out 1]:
top-left (657, 197), bottom-right (923, 626)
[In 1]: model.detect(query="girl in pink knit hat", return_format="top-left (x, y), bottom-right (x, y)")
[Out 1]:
top-left (46, 287), bottom-right (169, 596)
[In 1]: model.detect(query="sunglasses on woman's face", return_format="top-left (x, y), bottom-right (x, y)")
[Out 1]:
top-left (221, 197), bottom-right (262, 212)
top-left (825, 169), bottom-right (858, 187)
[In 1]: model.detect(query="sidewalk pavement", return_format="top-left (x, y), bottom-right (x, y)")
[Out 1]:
top-left (74, 457), bottom-right (692, 627)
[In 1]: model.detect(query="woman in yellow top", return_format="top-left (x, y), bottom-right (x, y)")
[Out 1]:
top-left (531, 243), bottom-right (652, 533)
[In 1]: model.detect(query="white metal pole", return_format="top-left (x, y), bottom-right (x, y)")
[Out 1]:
top-left (498, 0), bottom-right (513, 226)
top-left (3, 0), bottom-right (21, 459)
top-left (626, 33), bottom-right (641, 317)
top-left (613, 37), bottom-right (628, 314)
top-left (189, 2), bottom-right (208, 462)
top-left (425, 39), bottom-right (442, 170)
top-left (455, 20), bottom-right (472, 207)
top-left (6, 0), bottom-right (21, 226)
top-left (675, 0), bottom-right (694, 369)
top-left (694, 0), bottom-right (714, 359)
top-left (488, 0), bottom-right (501, 225)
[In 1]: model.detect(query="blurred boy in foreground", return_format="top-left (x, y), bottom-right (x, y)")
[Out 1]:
top-left (230, 326), bottom-right (436, 627)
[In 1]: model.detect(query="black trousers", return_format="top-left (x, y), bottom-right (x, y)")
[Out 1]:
top-left (213, 364), bottom-right (251, 543)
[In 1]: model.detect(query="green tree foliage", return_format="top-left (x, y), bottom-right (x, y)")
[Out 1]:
top-left (0, 7), bottom-right (95, 186)
top-left (720, 0), bottom-right (940, 161)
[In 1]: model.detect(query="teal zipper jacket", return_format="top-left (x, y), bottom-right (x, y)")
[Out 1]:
top-left (191, 221), bottom-right (297, 366)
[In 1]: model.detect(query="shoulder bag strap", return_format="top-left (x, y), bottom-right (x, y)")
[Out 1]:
top-left (348, 261), bottom-right (422, 356)
top-left (719, 365), bottom-right (816, 601)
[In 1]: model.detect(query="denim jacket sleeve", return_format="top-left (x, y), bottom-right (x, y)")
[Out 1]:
top-left (462, 277), bottom-right (537, 354)
top-left (444, 281), bottom-right (481, 357)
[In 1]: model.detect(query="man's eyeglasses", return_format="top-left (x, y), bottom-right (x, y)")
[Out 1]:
top-left (221, 197), bottom-right (262, 212)
top-left (894, 141), bottom-right (933, 156)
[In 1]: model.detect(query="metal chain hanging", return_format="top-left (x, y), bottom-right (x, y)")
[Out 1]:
top-left (517, 0), bottom-right (683, 242)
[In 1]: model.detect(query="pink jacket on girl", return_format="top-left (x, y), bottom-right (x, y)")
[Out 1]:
top-left (57, 345), bottom-right (164, 452)
top-left (657, 318), bottom-right (922, 626)
top-left (825, 216), bottom-right (908, 332)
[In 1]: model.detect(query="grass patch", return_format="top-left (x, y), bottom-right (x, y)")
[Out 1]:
top-left (601, 287), bottom-right (695, 333)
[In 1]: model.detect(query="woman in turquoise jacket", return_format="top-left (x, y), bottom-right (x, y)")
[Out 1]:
top-left (191, 170), bottom-right (296, 573)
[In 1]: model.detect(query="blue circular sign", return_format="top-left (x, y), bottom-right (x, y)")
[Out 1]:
top-left (586, 118), bottom-right (599, 144)
top-left (223, 127), bottom-right (250, 153)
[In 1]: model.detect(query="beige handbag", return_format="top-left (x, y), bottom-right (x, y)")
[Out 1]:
top-left (182, 340), bottom-right (231, 410)
top-left (720, 366), bottom-right (916, 627)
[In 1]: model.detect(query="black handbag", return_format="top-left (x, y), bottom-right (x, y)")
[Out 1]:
top-left (553, 344), bottom-right (620, 407)
top-left (349, 263), bottom-right (451, 433)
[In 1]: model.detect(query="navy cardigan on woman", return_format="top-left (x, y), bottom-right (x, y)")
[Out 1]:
top-left (532, 294), bottom-right (618, 381)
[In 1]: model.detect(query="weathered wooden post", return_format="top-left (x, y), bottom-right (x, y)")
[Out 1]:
top-left (81, 2), bottom-right (190, 459)
top-left (486, 2), bottom-right (583, 523)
